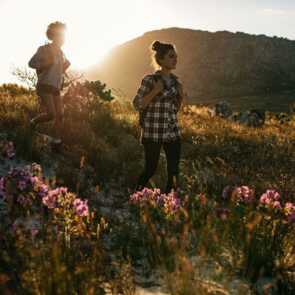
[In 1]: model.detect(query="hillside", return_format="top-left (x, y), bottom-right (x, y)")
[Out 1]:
top-left (1, 83), bottom-right (295, 293)
top-left (86, 27), bottom-right (295, 111)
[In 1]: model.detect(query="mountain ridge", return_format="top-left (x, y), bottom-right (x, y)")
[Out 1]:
top-left (86, 27), bottom-right (295, 111)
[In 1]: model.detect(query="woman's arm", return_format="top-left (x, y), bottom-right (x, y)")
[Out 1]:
top-left (141, 80), bottom-right (163, 109)
top-left (63, 57), bottom-right (71, 73)
top-left (133, 75), bottom-right (163, 111)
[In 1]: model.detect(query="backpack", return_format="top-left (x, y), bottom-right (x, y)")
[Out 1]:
top-left (36, 44), bottom-right (55, 75)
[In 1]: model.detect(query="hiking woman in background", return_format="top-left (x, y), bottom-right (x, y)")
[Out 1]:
top-left (28, 21), bottom-right (71, 144)
top-left (133, 40), bottom-right (186, 194)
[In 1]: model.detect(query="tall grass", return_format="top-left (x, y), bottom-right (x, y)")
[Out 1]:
top-left (1, 83), bottom-right (295, 293)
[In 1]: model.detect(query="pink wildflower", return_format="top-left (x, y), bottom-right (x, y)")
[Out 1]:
top-left (73, 198), bottom-right (89, 217)
top-left (260, 190), bottom-right (282, 210)
top-left (233, 186), bottom-right (255, 204)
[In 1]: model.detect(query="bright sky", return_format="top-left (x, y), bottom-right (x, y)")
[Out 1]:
top-left (1, 0), bottom-right (295, 83)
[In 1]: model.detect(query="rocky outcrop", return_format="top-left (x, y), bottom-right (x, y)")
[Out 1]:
top-left (210, 102), bottom-right (266, 127)
top-left (213, 101), bottom-right (233, 118)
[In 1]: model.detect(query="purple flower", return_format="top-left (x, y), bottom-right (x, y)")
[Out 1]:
top-left (129, 192), bottom-right (140, 204)
top-left (73, 198), bottom-right (89, 217)
top-left (129, 187), bottom-right (162, 204)
top-left (31, 163), bottom-right (42, 175)
top-left (284, 202), bottom-right (295, 215)
top-left (0, 177), bottom-right (4, 191)
top-left (37, 184), bottom-right (49, 198)
top-left (17, 195), bottom-right (32, 207)
top-left (31, 228), bottom-right (39, 237)
top-left (0, 177), bottom-right (5, 200)
top-left (129, 188), bottom-right (180, 215)
top-left (157, 192), bottom-right (181, 215)
top-left (273, 201), bottom-right (282, 210)
top-left (58, 187), bottom-right (68, 194)
top-left (260, 190), bottom-right (282, 210)
top-left (261, 190), bottom-right (280, 202)
top-left (233, 186), bottom-right (255, 204)
top-left (154, 188), bottom-right (161, 196)
top-left (30, 176), bottom-right (39, 185)
top-left (142, 188), bottom-right (155, 200)
top-left (285, 202), bottom-right (295, 211)
top-left (260, 194), bottom-right (267, 204)
top-left (12, 220), bottom-right (20, 232)
top-left (17, 180), bottom-right (27, 191)
top-left (42, 189), bottom-right (59, 208)
top-left (162, 192), bottom-right (181, 215)
top-left (168, 194), bottom-right (180, 208)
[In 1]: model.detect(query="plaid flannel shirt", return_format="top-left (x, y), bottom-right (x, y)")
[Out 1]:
top-left (133, 71), bottom-right (182, 143)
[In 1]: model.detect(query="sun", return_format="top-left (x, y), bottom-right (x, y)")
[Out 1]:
top-left (55, 0), bottom-right (144, 71)
top-left (0, 0), bottom-right (150, 82)
top-left (63, 24), bottom-right (114, 70)
top-left (66, 44), bottom-right (110, 71)
top-left (53, 0), bottom-right (148, 71)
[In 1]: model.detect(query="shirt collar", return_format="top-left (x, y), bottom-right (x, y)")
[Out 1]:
top-left (154, 70), bottom-right (178, 80)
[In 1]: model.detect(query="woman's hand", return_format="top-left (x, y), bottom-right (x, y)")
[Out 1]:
top-left (63, 59), bottom-right (71, 73)
top-left (152, 79), bottom-right (164, 95)
top-left (141, 79), bottom-right (164, 109)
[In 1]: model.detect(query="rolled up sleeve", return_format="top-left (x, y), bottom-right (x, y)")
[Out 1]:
top-left (63, 56), bottom-right (71, 72)
top-left (133, 75), bottom-right (153, 111)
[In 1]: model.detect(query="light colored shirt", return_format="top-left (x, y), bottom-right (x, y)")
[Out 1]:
top-left (29, 44), bottom-right (70, 90)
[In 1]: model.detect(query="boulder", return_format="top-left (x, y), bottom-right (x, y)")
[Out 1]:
top-left (214, 101), bottom-right (233, 118)
top-left (232, 109), bottom-right (265, 127)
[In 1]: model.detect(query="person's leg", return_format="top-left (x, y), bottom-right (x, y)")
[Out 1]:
top-left (136, 141), bottom-right (162, 190)
top-left (163, 139), bottom-right (181, 194)
top-left (52, 93), bottom-right (64, 141)
top-left (30, 93), bottom-right (56, 126)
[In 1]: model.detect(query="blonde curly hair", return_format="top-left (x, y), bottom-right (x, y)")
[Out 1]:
top-left (46, 21), bottom-right (66, 40)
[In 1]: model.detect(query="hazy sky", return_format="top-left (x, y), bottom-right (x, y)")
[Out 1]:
top-left (0, 0), bottom-right (294, 83)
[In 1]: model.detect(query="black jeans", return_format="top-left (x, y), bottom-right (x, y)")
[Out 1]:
top-left (137, 139), bottom-right (181, 193)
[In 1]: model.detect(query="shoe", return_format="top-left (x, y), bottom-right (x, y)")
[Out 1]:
top-left (30, 119), bottom-right (37, 130)
top-left (52, 138), bottom-right (62, 145)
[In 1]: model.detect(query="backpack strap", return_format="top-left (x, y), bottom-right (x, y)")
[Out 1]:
top-left (152, 72), bottom-right (179, 90)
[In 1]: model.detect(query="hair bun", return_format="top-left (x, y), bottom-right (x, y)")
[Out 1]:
top-left (152, 41), bottom-right (162, 52)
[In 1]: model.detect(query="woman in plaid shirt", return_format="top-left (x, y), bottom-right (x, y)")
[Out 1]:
top-left (133, 41), bottom-right (186, 193)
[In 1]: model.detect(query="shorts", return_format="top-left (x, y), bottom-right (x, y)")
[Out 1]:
top-left (36, 84), bottom-right (63, 120)
top-left (36, 83), bottom-right (60, 96)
